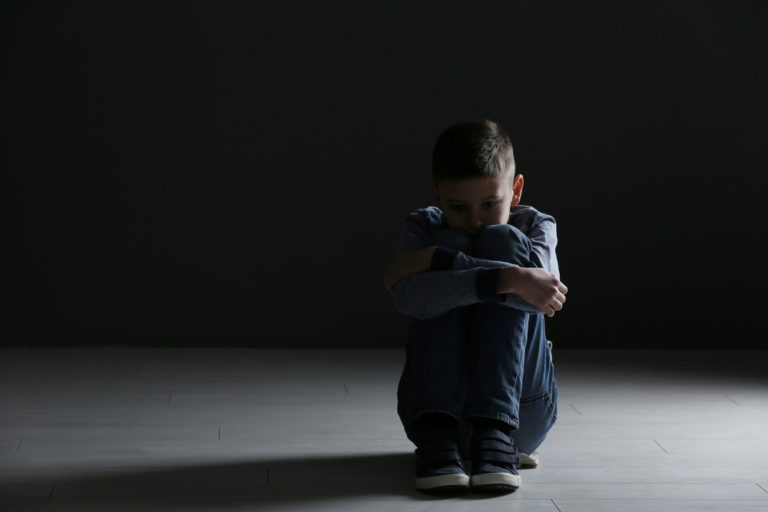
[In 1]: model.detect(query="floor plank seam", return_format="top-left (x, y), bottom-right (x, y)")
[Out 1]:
top-left (652, 438), bottom-right (669, 453)
top-left (569, 403), bottom-right (582, 415)
top-left (756, 482), bottom-right (768, 495)
top-left (47, 483), bottom-right (55, 502)
top-left (14, 439), bottom-right (23, 455)
top-left (550, 498), bottom-right (563, 511)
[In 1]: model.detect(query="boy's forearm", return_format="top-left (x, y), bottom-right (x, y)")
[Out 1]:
top-left (384, 246), bottom-right (437, 291)
top-left (387, 245), bottom-right (505, 292)
top-left (388, 247), bottom-right (543, 316)
top-left (391, 269), bottom-right (485, 319)
top-left (497, 266), bottom-right (568, 317)
top-left (433, 249), bottom-right (544, 313)
top-left (392, 269), bottom-right (542, 318)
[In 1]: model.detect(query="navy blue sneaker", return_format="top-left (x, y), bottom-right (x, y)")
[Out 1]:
top-left (469, 425), bottom-right (521, 493)
top-left (414, 429), bottom-right (470, 493)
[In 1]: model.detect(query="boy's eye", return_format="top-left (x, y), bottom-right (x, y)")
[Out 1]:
top-left (483, 201), bottom-right (498, 208)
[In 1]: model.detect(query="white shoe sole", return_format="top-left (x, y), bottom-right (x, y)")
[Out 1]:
top-left (415, 473), bottom-right (470, 491)
top-left (470, 472), bottom-right (521, 489)
top-left (517, 451), bottom-right (540, 467)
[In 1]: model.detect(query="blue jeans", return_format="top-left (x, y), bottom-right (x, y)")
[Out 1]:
top-left (396, 224), bottom-right (558, 456)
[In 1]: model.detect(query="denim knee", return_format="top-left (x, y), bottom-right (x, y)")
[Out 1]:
top-left (474, 224), bottom-right (533, 266)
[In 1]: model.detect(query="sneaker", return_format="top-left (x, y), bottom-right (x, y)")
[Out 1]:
top-left (517, 450), bottom-right (540, 468)
top-left (414, 429), bottom-right (470, 493)
top-left (469, 426), bottom-right (521, 493)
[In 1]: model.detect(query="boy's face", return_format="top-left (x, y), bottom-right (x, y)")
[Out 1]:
top-left (431, 173), bottom-right (524, 235)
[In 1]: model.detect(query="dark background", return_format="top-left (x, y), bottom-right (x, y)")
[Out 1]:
top-left (3, 1), bottom-right (766, 348)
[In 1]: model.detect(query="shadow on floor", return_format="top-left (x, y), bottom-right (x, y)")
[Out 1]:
top-left (4, 452), bottom-right (511, 508)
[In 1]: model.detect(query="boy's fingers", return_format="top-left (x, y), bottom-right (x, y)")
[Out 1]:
top-left (544, 296), bottom-right (565, 317)
top-left (558, 282), bottom-right (568, 294)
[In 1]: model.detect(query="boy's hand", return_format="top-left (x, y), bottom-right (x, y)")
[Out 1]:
top-left (498, 267), bottom-right (568, 318)
top-left (384, 246), bottom-right (437, 291)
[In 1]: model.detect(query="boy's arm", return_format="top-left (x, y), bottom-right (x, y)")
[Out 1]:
top-left (391, 267), bottom-right (510, 319)
top-left (412, 249), bottom-right (555, 315)
top-left (499, 212), bottom-right (561, 311)
top-left (424, 212), bottom-right (561, 313)
top-left (527, 214), bottom-right (560, 280)
top-left (391, 261), bottom-right (562, 319)
top-left (387, 211), bottom-right (542, 319)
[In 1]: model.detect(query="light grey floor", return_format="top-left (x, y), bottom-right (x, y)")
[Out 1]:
top-left (1, 347), bottom-right (767, 512)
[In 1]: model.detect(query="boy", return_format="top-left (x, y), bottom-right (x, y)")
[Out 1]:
top-left (385, 120), bottom-right (567, 494)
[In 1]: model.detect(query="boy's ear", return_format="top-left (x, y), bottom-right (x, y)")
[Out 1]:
top-left (510, 174), bottom-right (524, 208)
top-left (430, 184), bottom-right (440, 203)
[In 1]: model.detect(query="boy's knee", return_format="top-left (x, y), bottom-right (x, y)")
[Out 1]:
top-left (432, 228), bottom-right (473, 253)
top-left (475, 224), bottom-right (532, 265)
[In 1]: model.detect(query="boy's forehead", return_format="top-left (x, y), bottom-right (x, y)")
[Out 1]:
top-left (437, 175), bottom-right (512, 199)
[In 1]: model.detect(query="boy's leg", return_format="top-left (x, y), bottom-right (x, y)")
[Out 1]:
top-left (397, 306), bottom-right (470, 443)
top-left (514, 318), bottom-right (558, 457)
top-left (465, 224), bottom-right (558, 455)
top-left (397, 228), bottom-right (476, 492)
top-left (397, 228), bottom-right (474, 444)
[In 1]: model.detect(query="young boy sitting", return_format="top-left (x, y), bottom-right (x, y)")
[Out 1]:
top-left (385, 120), bottom-right (568, 494)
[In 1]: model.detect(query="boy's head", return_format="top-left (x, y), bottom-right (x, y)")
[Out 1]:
top-left (430, 120), bottom-right (524, 235)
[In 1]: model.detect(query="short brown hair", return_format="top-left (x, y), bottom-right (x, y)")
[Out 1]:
top-left (431, 120), bottom-right (515, 183)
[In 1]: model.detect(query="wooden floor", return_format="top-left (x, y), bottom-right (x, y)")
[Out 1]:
top-left (1, 347), bottom-right (767, 511)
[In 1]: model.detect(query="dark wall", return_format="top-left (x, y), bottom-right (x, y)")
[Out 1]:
top-left (4, 2), bottom-right (767, 348)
